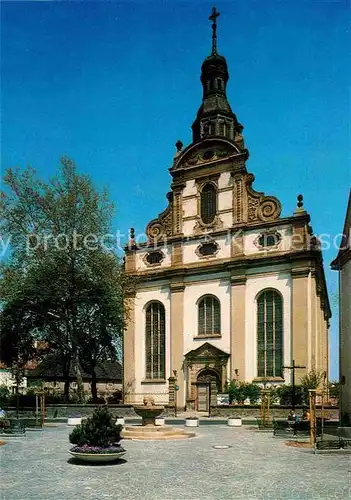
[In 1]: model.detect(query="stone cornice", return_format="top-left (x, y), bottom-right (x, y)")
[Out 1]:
top-left (123, 215), bottom-right (309, 251)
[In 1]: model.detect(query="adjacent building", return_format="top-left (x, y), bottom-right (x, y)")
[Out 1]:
top-left (331, 191), bottom-right (351, 424)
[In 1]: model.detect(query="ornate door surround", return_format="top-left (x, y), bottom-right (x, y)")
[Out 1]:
top-left (184, 342), bottom-right (229, 411)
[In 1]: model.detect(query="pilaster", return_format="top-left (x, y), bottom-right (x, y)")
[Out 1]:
top-left (123, 295), bottom-right (136, 402)
top-left (230, 270), bottom-right (246, 380)
top-left (291, 267), bottom-right (310, 382)
top-left (170, 281), bottom-right (185, 409)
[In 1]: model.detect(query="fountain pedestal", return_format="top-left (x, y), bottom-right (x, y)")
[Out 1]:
top-left (122, 397), bottom-right (195, 441)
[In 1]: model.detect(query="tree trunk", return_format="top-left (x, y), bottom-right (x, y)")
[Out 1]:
top-left (62, 358), bottom-right (71, 402)
top-left (91, 368), bottom-right (97, 401)
top-left (72, 353), bottom-right (85, 402)
top-left (63, 379), bottom-right (70, 402)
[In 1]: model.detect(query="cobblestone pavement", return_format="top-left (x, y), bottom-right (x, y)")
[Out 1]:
top-left (1, 425), bottom-right (350, 500)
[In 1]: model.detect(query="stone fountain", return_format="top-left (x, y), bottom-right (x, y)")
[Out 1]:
top-left (122, 396), bottom-right (195, 441)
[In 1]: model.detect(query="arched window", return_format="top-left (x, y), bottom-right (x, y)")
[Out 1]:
top-left (257, 290), bottom-right (283, 378)
top-left (198, 295), bottom-right (220, 336)
top-left (145, 302), bottom-right (165, 379)
top-left (200, 183), bottom-right (217, 224)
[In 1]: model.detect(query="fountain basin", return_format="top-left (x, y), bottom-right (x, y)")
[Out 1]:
top-left (133, 405), bottom-right (164, 426)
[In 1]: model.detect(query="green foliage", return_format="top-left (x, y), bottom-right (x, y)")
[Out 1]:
top-left (300, 369), bottom-right (326, 391)
top-left (69, 407), bottom-right (122, 448)
top-left (328, 381), bottom-right (340, 401)
top-left (226, 381), bottom-right (261, 404)
top-left (1, 158), bottom-right (133, 401)
top-left (0, 386), bottom-right (10, 406)
top-left (276, 385), bottom-right (305, 405)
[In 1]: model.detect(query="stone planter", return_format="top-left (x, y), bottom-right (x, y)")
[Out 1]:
top-left (68, 449), bottom-right (126, 463)
top-left (227, 417), bottom-right (242, 427)
top-left (185, 418), bottom-right (199, 427)
top-left (116, 418), bottom-right (125, 426)
top-left (67, 417), bottom-right (82, 426)
top-left (155, 417), bottom-right (165, 426)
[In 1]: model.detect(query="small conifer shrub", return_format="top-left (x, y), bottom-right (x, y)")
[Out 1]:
top-left (69, 407), bottom-right (125, 454)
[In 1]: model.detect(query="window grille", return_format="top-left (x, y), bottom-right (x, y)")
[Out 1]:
top-left (200, 183), bottom-right (217, 224)
top-left (198, 242), bottom-right (218, 257)
top-left (145, 302), bottom-right (165, 379)
top-left (258, 232), bottom-right (281, 248)
top-left (257, 290), bottom-right (283, 377)
top-left (198, 295), bottom-right (220, 336)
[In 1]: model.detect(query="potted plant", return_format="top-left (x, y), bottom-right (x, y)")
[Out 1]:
top-left (67, 413), bottom-right (83, 426)
top-left (185, 416), bottom-right (199, 427)
top-left (227, 416), bottom-right (242, 427)
top-left (68, 407), bottom-right (126, 463)
top-left (115, 415), bottom-right (125, 426)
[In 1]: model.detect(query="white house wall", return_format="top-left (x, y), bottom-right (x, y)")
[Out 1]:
top-left (341, 260), bottom-right (351, 416)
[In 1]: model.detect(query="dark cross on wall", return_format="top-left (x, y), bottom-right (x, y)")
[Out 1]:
top-left (282, 359), bottom-right (306, 410)
top-left (209, 6), bottom-right (220, 55)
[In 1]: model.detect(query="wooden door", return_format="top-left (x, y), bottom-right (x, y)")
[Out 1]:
top-left (197, 383), bottom-right (208, 411)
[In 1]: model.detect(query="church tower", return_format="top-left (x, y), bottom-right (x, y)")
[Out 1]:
top-left (124, 8), bottom-right (330, 411)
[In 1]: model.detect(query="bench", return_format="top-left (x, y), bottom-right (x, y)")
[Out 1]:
top-left (316, 439), bottom-right (351, 450)
top-left (0, 419), bottom-right (26, 435)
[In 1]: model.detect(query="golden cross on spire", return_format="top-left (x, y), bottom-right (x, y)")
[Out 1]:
top-left (209, 6), bottom-right (220, 54)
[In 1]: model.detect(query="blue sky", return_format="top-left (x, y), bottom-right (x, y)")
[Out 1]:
top-left (1, 1), bottom-right (350, 380)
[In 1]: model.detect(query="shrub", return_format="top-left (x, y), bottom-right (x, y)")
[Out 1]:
top-left (69, 407), bottom-right (122, 448)
top-left (107, 390), bottom-right (122, 404)
top-left (276, 385), bottom-right (305, 405)
top-left (226, 381), bottom-right (261, 404)
top-left (86, 397), bottom-right (106, 405)
top-left (0, 386), bottom-right (10, 406)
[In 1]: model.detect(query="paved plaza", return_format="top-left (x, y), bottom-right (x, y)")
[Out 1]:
top-left (1, 424), bottom-right (350, 500)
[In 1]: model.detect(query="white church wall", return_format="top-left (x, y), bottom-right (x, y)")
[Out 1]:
top-left (218, 190), bottom-right (232, 211)
top-left (183, 278), bottom-right (231, 355)
top-left (183, 179), bottom-right (197, 197)
top-left (134, 285), bottom-right (171, 397)
top-left (244, 225), bottom-right (292, 255)
top-left (182, 197), bottom-right (197, 218)
top-left (245, 272), bottom-right (292, 383)
top-left (218, 171), bottom-right (232, 189)
top-left (134, 245), bottom-right (172, 271)
top-left (219, 212), bottom-right (233, 229)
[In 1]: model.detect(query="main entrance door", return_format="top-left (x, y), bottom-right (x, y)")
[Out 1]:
top-left (197, 383), bottom-right (209, 411)
top-left (196, 369), bottom-right (220, 411)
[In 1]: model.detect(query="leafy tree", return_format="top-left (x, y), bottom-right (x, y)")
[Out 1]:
top-left (1, 158), bottom-right (131, 401)
top-left (328, 381), bottom-right (340, 402)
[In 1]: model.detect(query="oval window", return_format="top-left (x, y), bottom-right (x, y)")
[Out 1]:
top-left (198, 242), bottom-right (218, 257)
top-left (146, 251), bottom-right (164, 265)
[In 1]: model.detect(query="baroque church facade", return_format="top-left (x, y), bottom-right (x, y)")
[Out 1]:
top-left (124, 9), bottom-right (330, 411)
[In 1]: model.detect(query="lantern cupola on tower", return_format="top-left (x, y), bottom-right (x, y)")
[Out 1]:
top-left (192, 7), bottom-right (245, 149)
